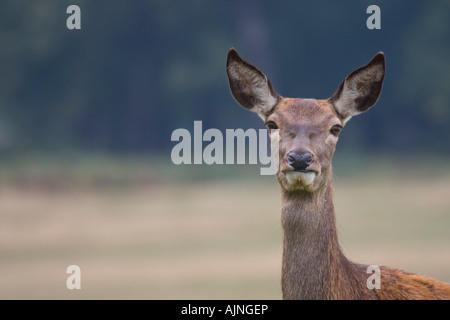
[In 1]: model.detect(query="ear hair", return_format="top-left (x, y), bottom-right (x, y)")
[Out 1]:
top-left (226, 48), bottom-right (280, 119)
top-left (330, 52), bottom-right (385, 122)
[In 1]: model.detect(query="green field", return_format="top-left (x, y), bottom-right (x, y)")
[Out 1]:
top-left (0, 157), bottom-right (449, 299)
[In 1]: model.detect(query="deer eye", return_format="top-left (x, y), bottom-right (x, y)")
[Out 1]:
top-left (330, 124), bottom-right (343, 136)
top-left (265, 120), bottom-right (278, 130)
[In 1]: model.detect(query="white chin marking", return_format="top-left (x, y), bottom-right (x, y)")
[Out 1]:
top-left (286, 171), bottom-right (316, 186)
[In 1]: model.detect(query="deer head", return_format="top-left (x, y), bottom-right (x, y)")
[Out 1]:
top-left (226, 48), bottom-right (385, 193)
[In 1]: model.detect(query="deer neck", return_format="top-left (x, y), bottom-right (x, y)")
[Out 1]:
top-left (280, 177), bottom-right (369, 300)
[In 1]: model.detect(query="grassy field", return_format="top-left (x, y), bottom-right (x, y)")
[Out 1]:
top-left (0, 157), bottom-right (450, 299)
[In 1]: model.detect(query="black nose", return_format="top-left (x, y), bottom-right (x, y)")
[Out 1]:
top-left (287, 152), bottom-right (314, 171)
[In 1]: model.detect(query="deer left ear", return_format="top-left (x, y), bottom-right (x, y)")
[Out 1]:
top-left (329, 52), bottom-right (385, 122)
top-left (226, 48), bottom-right (280, 119)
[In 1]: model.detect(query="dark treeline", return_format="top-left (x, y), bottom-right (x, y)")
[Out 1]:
top-left (0, 0), bottom-right (449, 155)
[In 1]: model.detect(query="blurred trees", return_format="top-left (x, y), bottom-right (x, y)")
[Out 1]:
top-left (0, 0), bottom-right (449, 154)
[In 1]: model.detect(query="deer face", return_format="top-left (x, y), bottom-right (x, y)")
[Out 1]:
top-left (226, 48), bottom-right (385, 193)
top-left (266, 98), bottom-right (342, 192)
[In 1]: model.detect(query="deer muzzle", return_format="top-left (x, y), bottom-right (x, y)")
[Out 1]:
top-left (286, 152), bottom-right (314, 172)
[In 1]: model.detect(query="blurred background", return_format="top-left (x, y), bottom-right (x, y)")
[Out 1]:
top-left (0, 0), bottom-right (449, 299)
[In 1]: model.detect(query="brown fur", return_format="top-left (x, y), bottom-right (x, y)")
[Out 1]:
top-left (376, 268), bottom-right (450, 299)
top-left (226, 48), bottom-right (450, 300)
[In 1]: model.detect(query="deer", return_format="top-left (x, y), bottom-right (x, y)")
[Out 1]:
top-left (226, 48), bottom-right (450, 300)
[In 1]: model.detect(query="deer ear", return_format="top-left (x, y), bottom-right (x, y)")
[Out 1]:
top-left (329, 52), bottom-right (385, 122)
top-left (226, 48), bottom-right (280, 119)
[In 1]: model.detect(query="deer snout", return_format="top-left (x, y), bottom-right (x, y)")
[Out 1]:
top-left (287, 152), bottom-right (314, 172)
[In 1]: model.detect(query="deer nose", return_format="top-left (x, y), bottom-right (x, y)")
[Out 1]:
top-left (287, 152), bottom-right (314, 171)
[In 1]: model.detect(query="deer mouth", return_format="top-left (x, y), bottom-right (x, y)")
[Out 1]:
top-left (282, 168), bottom-right (317, 175)
top-left (283, 170), bottom-right (317, 188)
top-left (292, 169), bottom-right (315, 173)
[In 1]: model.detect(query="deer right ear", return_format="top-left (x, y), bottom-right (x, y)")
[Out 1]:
top-left (329, 52), bottom-right (385, 123)
top-left (226, 48), bottom-right (280, 119)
